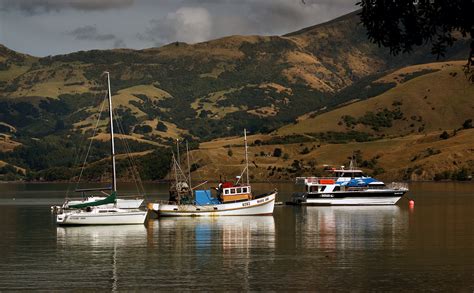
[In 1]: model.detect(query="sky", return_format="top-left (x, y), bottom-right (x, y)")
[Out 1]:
top-left (0, 0), bottom-right (357, 57)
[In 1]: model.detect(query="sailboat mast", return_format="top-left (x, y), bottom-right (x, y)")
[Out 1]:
top-left (172, 152), bottom-right (180, 203)
top-left (186, 140), bottom-right (192, 187)
top-left (244, 129), bottom-right (249, 186)
top-left (176, 139), bottom-right (180, 166)
top-left (105, 72), bottom-right (117, 192)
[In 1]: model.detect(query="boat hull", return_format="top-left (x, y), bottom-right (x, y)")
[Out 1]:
top-left (56, 210), bottom-right (147, 225)
top-left (294, 190), bottom-right (406, 206)
top-left (158, 192), bottom-right (276, 217)
top-left (65, 197), bottom-right (144, 209)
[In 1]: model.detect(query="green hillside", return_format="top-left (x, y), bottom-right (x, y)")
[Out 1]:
top-left (278, 61), bottom-right (474, 137)
top-left (0, 11), bottom-right (471, 181)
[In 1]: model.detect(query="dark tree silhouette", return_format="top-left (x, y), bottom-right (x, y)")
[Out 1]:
top-left (357, 0), bottom-right (474, 81)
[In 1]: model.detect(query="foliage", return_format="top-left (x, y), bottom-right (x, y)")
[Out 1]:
top-left (273, 148), bottom-right (282, 157)
top-left (358, 0), bottom-right (473, 57)
top-left (156, 121), bottom-right (168, 132)
top-left (341, 107), bottom-right (404, 131)
top-left (434, 168), bottom-right (471, 181)
top-left (300, 147), bottom-right (310, 154)
top-left (439, 131), bottom-right (449, 140)
top-left (134, 125), bottom-right (152, 134)
top-left (310, 131), bottom-right (375, 143)
top-left (462, 119), bottom-right (473, 129)
top-left (358, 0), bottom-right (474, 81)
top-left (137, 148), bottom-right (172, 180)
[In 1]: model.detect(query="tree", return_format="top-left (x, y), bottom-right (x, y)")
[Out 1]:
top-left (273, 148), bottom-right (282, 157)
top-left (156, 121), bottom-right (168, 132)
top-left (439, 131), bottom-right (449, 139)
top-left (357, 0), bottom-right (474, 81)
top-left (462, 119), bottom-right (472, 129)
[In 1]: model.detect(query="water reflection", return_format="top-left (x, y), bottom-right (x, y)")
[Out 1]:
top-left (296, 206), bottom-right (407, 251)
top-left (55, 225), bottom-right (148, 291)
top-left (56, 224), bottom-right (148, 247)
top-left (151, 216), bottom-right (275, 250)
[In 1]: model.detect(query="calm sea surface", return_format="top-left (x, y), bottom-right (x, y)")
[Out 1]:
top-left (0, 182), bottom-right (473, 291)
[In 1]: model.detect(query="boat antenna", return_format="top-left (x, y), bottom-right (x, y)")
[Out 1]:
top-left (186, 140), bottom-right (192, 187)
top-left (244, 128), bottom-right (249, 186)
top-left (105, 71), bottom-right (117, 192)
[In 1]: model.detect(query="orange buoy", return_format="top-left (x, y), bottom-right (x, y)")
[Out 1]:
top-left (409, 199), bottom-right (415, 206)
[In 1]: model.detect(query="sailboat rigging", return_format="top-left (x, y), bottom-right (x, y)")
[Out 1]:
top-left (154, 129), bottom-right (277, 217)
top-left (55, 72), bottom-right (147, 225)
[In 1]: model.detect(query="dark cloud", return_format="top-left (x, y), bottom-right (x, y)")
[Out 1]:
top-left (0, 0), bottom-right (356, 56)
top-left (0, 0), bottom-right (134, 14)
top-left (68, 25), bottom-right (126, 47)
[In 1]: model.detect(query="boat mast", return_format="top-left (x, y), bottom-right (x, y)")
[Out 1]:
top-left (105, 72), bottom-right (117, 192)
top-left (176, 139), bottom-right (180, 165)
top-left (172, 152), bottom-right (180, 204)
top-left (186, 140), bottom-right (192, 187)
top-left (244, 128), bottom-right (249, 186)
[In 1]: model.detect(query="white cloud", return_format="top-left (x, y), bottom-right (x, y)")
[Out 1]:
top-left (139, 6), bottom-right (212, 45)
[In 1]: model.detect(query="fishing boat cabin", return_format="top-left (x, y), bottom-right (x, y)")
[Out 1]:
top-left (218, 182), bottom-right (252, 203)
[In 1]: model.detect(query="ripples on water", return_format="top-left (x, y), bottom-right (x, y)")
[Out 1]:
top-left (0, 182), bottom-right (473, 291)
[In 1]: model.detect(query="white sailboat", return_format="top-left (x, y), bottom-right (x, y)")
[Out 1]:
top-left (155, 129), bottom-right (276, 217)
top-left (56, 72), bottom-right (147, 225)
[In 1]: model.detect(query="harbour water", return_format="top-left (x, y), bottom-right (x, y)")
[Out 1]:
top-left (0, 182), bottom-right (473, 291)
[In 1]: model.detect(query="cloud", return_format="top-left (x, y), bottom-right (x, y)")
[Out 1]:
top-left (138, 1), bottom-right (356, 47)
top-left (68, 25), bottom-right (126, 47)
top-left (138, 6), bottom-right (212, 46)
top-left (0, 0), bottom-right (134, 14)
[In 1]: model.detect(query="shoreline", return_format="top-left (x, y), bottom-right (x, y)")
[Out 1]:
top-left (0, 179), bottom-right (472, 184)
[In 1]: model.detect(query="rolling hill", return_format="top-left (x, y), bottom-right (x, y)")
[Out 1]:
top-left (278, 61), bottom-right (474, 137)
top-left (0, 10), bottom-right (472, 181)
top-left (188, 61), bottom-right (474, 182)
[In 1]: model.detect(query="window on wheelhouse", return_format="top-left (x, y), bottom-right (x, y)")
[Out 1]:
top-left (237, 188), bottom-right (242, 193)
top-left (333, 186), bottom-right (340, 192)
top-left (242, 187), bottom-right (248, 193)
top-left (224, 189), bottom-right (229, 195)
top-left (230, 188), bottom-right (236, 194)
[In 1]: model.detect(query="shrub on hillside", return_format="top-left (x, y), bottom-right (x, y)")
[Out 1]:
top-left (134, 125), bottom-right (152, 134)
top-left (273, 148), bottom-right (282, 157)
top-left (156, 121), bottom-right (168, 132)
top-left (462, 119), bottom-right (472, 129)
top-left (439, 131), bottom-right (449, 140)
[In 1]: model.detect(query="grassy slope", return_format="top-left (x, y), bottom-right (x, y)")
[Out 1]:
top-left (190, 128), bottom-right (474, 182)
top-left (190, 61), bottom-right (474, 181)
top-left (278, 61), bottom-right (473, 136)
